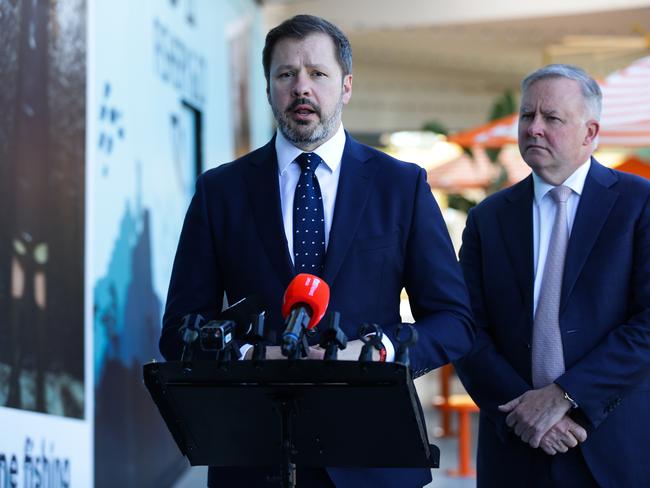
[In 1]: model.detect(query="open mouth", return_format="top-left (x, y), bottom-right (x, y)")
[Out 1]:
top-left (287, 99), bottom-right (320, 122)
top-left (292, 104), bottom-right (317, 120)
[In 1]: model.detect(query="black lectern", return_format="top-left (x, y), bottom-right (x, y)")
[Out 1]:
top-left (143, 360), bottom-right (439, 486)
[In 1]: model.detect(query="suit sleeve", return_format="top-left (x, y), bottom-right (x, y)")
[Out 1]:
top-left (454, 208), bottom-right (531, 440)
top-left (159, 173), bottom-right (224, 360)
top-left (555, 193), bottom-right (650, 429)
top-left (387, 167), bottom-right (475, 377)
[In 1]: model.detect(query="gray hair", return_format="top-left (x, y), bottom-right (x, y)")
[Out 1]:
top-left (521, 64), bottom-right (602, 120)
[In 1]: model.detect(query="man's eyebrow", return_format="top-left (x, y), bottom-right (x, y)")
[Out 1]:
top-left (273, 63), bottom-right (329, 72)
top-left (540, 108), bottom-right (561, 116)
top-left (273, 64), bottom-right (296, 72)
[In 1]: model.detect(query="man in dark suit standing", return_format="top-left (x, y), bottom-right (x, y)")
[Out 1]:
top-left (456, 64), bottom-right (650, 487)
top-left (160, 14), bottom-right (474, 488)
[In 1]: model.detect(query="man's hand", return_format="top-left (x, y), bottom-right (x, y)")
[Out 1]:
top-left (333, 339), bottom-right (365, 361)
top-left (539, 415), bottom-right (588, 455)
top-left (306, 346), bottom-right (325, 359)
top-left (256, 346), bottom-right (285, 360)
top-left (262, 345), bottom-right (325, 359)
top-left (498, 383), bottom-right (573, 448)
top-left (242, 339), bottom-right (378, 361)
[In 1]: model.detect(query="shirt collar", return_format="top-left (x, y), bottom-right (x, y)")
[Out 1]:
top-left (532, 158), bottom-right (591, 205)
top-left (275, 123), bottom-right (346, 175)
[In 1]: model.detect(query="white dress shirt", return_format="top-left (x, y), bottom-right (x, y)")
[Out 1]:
top-left (532, 160), bottom-right (591, 314)
top-left (276, 123), bottom-right (345, 261)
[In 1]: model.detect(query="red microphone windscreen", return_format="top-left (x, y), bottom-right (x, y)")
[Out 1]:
top-left (281, 274), bottom-right (330, 329)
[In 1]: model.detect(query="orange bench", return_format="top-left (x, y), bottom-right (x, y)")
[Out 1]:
top-left (432, 365), bottom-right (479, 478)
top-left (432, 363), bottom-right (454, 436)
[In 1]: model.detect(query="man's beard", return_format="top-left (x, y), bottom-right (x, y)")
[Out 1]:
top-left (272, 96), bottom-right (343, 148)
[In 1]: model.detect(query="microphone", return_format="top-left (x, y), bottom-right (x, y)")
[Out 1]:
top-left (179, 313), bottom-right (205, 361)
top-left (180, 296), bottom-right (264, 362)
top-left (218, 295), bottom-right (264, 340)
top-left (281, 273), bottom-right (330, 358)
top-left (199, 296), bottom-right (265, 361)
top-left (247, 312), bottom-right (275, 361)
top-left (199, 320), bottom-right (236, 352)
top-left (318, 311), bottom-right (347, 360)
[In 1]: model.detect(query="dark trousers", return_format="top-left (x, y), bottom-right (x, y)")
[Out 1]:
top-left (528, 447), bottom-right (599, 488)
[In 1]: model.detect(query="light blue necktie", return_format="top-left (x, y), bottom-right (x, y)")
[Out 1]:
top-left (532, 185), bottom-right (572, 388)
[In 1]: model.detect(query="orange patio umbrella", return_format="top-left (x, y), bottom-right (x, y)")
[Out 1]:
top-left (447, 113), bottom-right (517, 148)
top-left (613, 156), bottom-right (650, 179)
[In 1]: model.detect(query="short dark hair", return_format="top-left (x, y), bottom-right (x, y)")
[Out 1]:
top-left (522, 64), bottom-right (602, 120)
top-left (262, 14), bottom-right (352, 87)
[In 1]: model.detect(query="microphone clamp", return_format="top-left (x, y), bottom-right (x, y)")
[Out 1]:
top-left (358, 323), bottom-right (384, 362)
top-left (395, 324), bottom-right (418, 367)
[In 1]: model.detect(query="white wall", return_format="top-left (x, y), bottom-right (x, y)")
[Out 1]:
top-left (265, 0), bottom-right (650, 30)
top-left (345, 63), bottom-right (509, 133)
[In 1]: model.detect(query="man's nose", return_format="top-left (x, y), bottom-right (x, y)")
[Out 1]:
top-left (292, 72), bottom-right (312, 97)
top-left (527, 116), bottom-right (544, 137)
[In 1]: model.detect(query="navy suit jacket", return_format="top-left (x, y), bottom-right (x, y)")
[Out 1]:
top-left (455, 159), bottom-right (650, 487)
top-left (161, 134), bottom-right (474, 488)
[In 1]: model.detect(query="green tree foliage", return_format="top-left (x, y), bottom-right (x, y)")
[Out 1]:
top-left (421, 120), bottom-right (448, 136)
top-left (486, 90), bottom-right (516, 163)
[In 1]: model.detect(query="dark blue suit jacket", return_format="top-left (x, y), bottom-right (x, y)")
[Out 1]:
top-left (455, 159), bottom-right (650, 487)
top-left (161, 135), bottom-right (474, 488)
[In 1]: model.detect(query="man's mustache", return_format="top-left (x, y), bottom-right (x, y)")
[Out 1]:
top-left (287, 98), bottom-right (321, 114)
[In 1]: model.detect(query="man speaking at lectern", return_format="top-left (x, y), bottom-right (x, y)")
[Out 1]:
top-left (160, 14), bottom-right (474, 488)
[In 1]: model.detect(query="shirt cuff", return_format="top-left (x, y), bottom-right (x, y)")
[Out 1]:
top-left (381, 333), bottom-right (395, 363)
top-left (239, 343), bottom-right (253, 360)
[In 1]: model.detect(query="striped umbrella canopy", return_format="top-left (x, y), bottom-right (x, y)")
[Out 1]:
top-left (599, 55), bottom-right (650, 147)
top-left (448, 56), bottom-right (650, 148)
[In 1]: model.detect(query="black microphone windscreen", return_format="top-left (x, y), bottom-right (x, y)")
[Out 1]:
top-left (218, 295), bottom-right (264, 338)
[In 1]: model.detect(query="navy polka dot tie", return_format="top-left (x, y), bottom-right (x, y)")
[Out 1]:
top-left (293, 152), bottom-right (326, 276)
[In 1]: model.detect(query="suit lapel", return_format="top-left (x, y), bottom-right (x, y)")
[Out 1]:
top-left (322, 136), bottom-right (377, 285)
top-left (561, 159), bottom-right (619, 313)
top-left (244, 139), bottom-right (295, 288)
top-left (498, 176), bottom-right (535, 316)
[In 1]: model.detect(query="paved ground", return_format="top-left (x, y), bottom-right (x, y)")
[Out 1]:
top-left (173, 368), bottom-right (479, 488)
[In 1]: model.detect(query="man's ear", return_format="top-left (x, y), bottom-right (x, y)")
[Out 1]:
top-left (341, 74), bottom-right (353, 105)
top-left (584, 119), bottom-right (600, 146)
